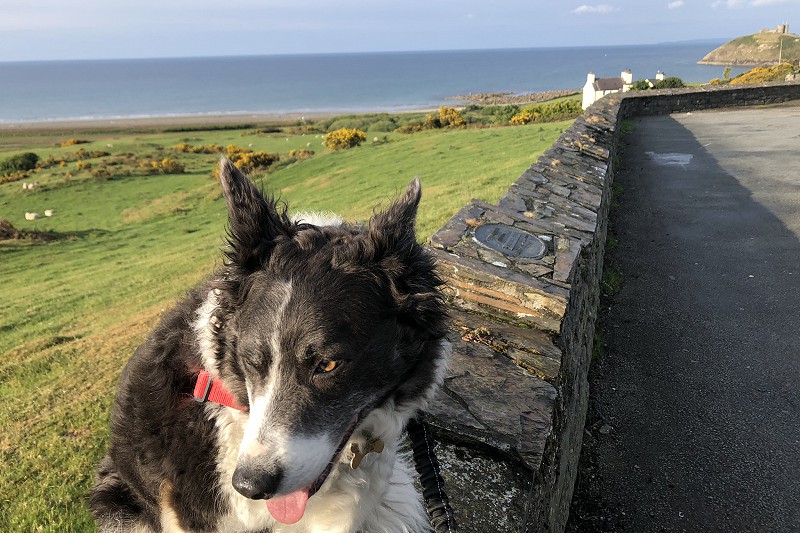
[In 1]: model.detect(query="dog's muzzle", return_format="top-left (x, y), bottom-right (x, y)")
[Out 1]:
top-left (232, 462), bottom-right (283, 500)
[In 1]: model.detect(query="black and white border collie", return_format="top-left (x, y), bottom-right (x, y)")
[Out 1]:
top-left (90, 159), bottom-right (450, 532)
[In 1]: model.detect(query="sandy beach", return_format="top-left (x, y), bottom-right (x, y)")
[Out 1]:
top-left (0, 112), bottom-right (344, 134)
top-left (0, 90), bottom-right (580, 135)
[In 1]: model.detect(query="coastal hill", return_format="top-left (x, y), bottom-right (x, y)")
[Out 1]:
top-left (699, 25), bottom-right (800, 66)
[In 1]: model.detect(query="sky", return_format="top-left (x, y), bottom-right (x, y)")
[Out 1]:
top-left (0, 0), bottom-right (797, 62)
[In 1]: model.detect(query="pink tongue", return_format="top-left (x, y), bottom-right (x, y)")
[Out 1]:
top-left (266, 489), bottom-right (309, 525)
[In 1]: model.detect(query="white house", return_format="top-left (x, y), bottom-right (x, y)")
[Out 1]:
top-left (643, 71), bottom-right (666, 88)
top-left (582, 69), bottom-right (633, 110)
top-left (582, 70), bottom-right (669, 109)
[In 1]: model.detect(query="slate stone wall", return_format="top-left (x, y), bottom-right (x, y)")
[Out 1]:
top-left (423, 81), bottom-right (799, 533)
top-left (618, 80), bottom-right (800, 117)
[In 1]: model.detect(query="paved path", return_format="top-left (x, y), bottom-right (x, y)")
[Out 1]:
top-left (568, 103), bottom-right (800, 532)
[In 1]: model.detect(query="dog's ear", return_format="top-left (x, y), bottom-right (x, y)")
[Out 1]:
top-left (218, 158), bottom-right (292, 271)
top-left (369, 179), bottom-right (447, 334)
top-left (368, 177), bottom-right (421, 250)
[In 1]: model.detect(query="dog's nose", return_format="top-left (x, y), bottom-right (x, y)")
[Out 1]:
top-left (232, 464), bottom-right (284, 500)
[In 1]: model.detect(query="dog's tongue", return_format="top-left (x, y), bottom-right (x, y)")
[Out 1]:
top-left (266, 489), bottom-right (309, 525)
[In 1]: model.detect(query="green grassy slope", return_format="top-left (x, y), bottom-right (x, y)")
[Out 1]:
top-left (0, 119), bottom-right (569, 530)
top-left (699, 31), bottom-right (800, 65)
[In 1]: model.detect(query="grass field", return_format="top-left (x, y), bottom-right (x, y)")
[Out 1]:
top-left (0, 117), bottom-right (570, 531)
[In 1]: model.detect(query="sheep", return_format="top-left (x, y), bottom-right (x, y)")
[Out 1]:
top-left (44, 210), bottom-right (54, 217)
top-left (25, 212), bottom-right (40, 221)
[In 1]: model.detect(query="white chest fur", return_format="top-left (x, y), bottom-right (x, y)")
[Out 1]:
top-left (208, 404), bottom-right (429, 533)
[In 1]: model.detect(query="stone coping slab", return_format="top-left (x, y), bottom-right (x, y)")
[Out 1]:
top-left (428, 308), bottom-right (559, 470)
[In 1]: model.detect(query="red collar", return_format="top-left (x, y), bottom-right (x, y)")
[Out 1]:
top-left (193, 370), bottom-right (248, 412)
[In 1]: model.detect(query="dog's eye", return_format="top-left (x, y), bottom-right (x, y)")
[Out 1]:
top-left (316, 359), bottom-right (339, 373)
top-left (239, 350), bottom-right (264, 371)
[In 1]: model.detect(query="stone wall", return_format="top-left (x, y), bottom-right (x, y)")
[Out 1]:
top-left (618, 80), bottom-right (800, 117)
top-left (423, 80), bottom-right (800, 533)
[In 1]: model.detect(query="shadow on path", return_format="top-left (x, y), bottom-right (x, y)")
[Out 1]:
top-left (568, 111), bottom-right (800, 533)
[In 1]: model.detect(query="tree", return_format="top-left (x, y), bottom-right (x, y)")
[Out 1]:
top-left (723, 67), bottom-right (732, 81)
top-left (0, 152), bottom-right (39, 176)
top-left (653, 77), bottom-right (685, 89)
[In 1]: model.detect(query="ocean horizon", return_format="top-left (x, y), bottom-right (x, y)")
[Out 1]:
top-left (0, 42), bottom-right (744, 124)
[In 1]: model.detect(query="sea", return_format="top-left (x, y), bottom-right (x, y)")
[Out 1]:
top-left (0, 42), bottom-right (744, 124)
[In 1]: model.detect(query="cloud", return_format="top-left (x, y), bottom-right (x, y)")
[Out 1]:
top-left (749, 0), bottom-right (790, 5)
top-left (667, 0), bottom-right (685, 8)
top-left (573, 4), bottom-right (618, 14)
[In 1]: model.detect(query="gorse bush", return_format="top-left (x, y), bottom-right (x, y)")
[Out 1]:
top-left (730, 63), bottom-right (794, 85)
top-left (509, 111), bottom-right (532, 125)
top-left (426, 106), bottom-right (466, 129)
top-left (226, 144), bottom-right (278, 171)
top-left (175, 142), bottom-right (224, 154)
top-left (59, 138), bottom-right (90, 148)
top-left (225, 144), bottom-right (249, 158)
top-left (394, 122), bottom-right (429, 134)
top-left (323, 128), bottom-right (367, 150)
top-left (0, 152), bottom-right (39, 176)
top-left (234, 152), bottom-right (279, 173)
top-left (396, 106), bottom-right (466, 133)
top-left (438, 106), bottom-right (466, 127)
top-left (140, 157), bottom-right (185, 175)
top-left (36, 150), bottom-right (110, 170)
top-left (521, 99), bottom-right (583, 122)
top-left (0, 170), bottom-right (31, 184)
top-left (208, 146), bottom-right (280, 178)
top-left (289, 149), bottom-right (314, 160)
top-left (158, 158), bottom-right (185, 174)
top-left (71, 149), bottom-right (110, 160)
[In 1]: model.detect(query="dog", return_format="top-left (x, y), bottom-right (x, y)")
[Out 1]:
top-left (90, 158), bottom-right (451, 532)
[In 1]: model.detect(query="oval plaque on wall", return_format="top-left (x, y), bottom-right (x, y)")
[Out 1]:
top-left (473, 223), bottom-right (547, 260)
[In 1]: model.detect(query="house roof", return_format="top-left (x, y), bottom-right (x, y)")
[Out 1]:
top-left (593, 77), bottom-right (624, 91)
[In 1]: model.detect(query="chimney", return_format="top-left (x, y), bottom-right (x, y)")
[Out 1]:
top-left (621, 69), bottom-right (633, 85)
top-left (656, 71), bottom-right (665, 81)
top-left (586, 72), bottom-right (596, 84)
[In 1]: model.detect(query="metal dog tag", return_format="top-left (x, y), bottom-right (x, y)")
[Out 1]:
top-left (350, 438), bottom-right (385, 469)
